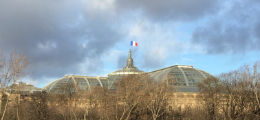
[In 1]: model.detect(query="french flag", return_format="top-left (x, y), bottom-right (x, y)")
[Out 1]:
top-left (130, 41), bottom-right (138, 46)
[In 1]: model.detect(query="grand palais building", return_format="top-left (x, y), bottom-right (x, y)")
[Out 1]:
top-left (43, 49), bottom-right (213, 93)
top-left (4, 49), bottom-right (214, 110)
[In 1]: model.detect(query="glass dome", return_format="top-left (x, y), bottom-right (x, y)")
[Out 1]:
top-left (149, 65), bottom-right (213, 92)
top-left (43, 75), bottom-right (108, 92)
top-left (43, 50), bottom-right (213, 93)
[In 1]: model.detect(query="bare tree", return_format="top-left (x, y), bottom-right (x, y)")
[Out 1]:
top-left (245, 61), bottom-right (260, 115)
top-left (142, 79), bottom-right (170, 120)
top-left (217, 70), bottom-right (251, 119)
top-left (82, 87), bottom-right (103, 120)
top-left (0, 49), bottom-right (30, 120)
top-left (198, 76), bottom-right (223, 120)
top-left (116, 74), bottom-right (145, 120)
top-left (31, 91), bottom-right (49, 120)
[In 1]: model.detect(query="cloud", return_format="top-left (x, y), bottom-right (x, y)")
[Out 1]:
top-left (1, 0), bottom-right (259, 87)
top-left (117, 55), bottom-right (128, 69)
top-left (0, 0), bottom-right (123, 79)
top-left (125, 19), bottom-right (197, 69)
top-left (114, 0), bottom-right (221, 22)
top-left (192, 0), bottom-right (260, 54)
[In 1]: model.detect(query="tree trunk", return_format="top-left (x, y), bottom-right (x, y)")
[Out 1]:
top-left (0, 93), bottom-right (2, 118)
top-left (1, 95), bottom-right (9, 120)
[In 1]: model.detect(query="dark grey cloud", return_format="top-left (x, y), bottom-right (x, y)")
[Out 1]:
top-left (115, 0), bottom-right (221, 22)
top-left (0, 1), bottom-right (123, 79)
top-left (192, 0), bottom-right (260, 54)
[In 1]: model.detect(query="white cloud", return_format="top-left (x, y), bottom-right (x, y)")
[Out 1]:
top-left (82, 40), bottom-right (89, 48)
top-left (182, 58), bottom-right (194, 61)
top-left (37, 41), bottom-right (57, 51)
top-left (101, 49), bottom-right (125, 65)
top-left (88, 0), bottom-right (115, 10)
top-left (126, 19), bottom-right (206, 68)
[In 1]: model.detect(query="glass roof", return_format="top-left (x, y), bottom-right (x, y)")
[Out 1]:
top-left (43, 50), bottom-right (214, 93)
top-left (43, 75), bottom-right (108, 92)
top-left (43, 65), bottom-right (213, 93)
top-left (149, 65), bottom-right (213, 87)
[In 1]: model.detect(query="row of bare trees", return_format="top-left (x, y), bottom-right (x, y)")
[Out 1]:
top-left (198, 61), bottom-right (260, 119)
top-left (3, 66), bottom-right (260, 119)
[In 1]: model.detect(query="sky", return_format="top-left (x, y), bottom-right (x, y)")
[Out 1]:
top-left (0, 0), bottom-right (260, 88)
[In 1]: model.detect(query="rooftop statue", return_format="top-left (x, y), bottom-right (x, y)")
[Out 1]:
top-left (123, 49), bottom-right (137, 69)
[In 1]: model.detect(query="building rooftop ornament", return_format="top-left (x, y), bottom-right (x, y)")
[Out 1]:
top-left (124, 49), bottom-right (137, 69)
top-left (108, 49), bottom-right (144, 75)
